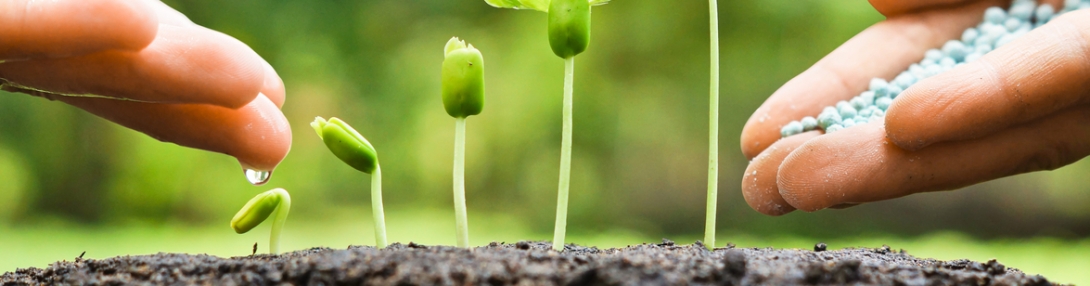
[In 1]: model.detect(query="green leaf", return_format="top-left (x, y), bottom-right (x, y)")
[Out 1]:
top-left (484, 0), bottom-right (549, 12)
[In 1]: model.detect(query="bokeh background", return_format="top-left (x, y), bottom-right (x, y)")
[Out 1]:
top-left (1, 0), bottom-right (1088, 283)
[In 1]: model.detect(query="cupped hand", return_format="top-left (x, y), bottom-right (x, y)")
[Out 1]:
top-left (0, 0), bottom-right (290, 171)
top-left (739, 0), bottom-right (1090, 215)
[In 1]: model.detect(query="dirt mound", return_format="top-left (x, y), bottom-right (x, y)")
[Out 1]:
top-left (2, 240), bottom-right (1057, 285)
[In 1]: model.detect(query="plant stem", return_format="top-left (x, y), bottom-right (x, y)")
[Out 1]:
top-left (453, 117), bottom-right (470, 248)
top-left (553, 57), bottom-right (575, 251)
top-left (372, 166), bottom-right (388, 248)
top-left (269, 188), bottom-right (291, 254)
top-left (704, 0), bottom-right (720, 251)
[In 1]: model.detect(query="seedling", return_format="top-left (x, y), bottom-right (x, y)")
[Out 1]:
top-left (485, 0), bottom-right (610, 251)
top-left (704, 0), bottom-right (720, 250)
top-left (230, 188), bottom-right (291, 254)
top-left (780, 0), bottom-right (1087, 138)
top-left (311, 116), bottom-right (388, 248)
top-left (441, 37), bottom-right (486, 248)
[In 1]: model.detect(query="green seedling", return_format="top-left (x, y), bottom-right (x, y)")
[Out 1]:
top-left (231, 188), bottom-right (291, 254)
top-left (486, 0), bottom-right (610, 251)
top-left (441, 37), bottom-right (485, 248)
top-left (705, 0), bottom-right (720, 250)
top-left (311, 116), bottom-right (388, 248)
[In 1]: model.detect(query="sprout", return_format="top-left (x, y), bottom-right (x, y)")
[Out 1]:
top-left (705, 0), bottom-right (720, 250)
top-left (311, 116), bottom-right (387, 248)
top-left (231, 188), bottom-right (291, 254)
top-left (441, 37), bottom-right (486, 247)
top-left (484, 0), bottom-right (610, 252)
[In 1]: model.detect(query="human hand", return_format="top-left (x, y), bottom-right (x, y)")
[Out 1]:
top-left (739, 0), bottom-right (1090, 215)
top-left (0, 0), bottom-right (290, 173)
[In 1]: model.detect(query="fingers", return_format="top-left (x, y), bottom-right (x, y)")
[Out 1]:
top-left (739, 0), bottom-right (999, 159)
top-left (0, 0), bottom-right (158, 60)
top-left (54, 94), bottom-right (292, 171)
top-left (886, 10), bottom-right (1090, 150)
top-left (0, 24), bottom-right (265, 108)
top-left (741, 132), bottom-right (819, 216)
top-left (778, 105), bottom-right (1090, 212)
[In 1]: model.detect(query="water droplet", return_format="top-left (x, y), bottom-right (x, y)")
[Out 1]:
top-left (245, 169), bottom-right (272, 186)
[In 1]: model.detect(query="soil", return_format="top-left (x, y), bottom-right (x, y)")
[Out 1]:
top-left (2, 240), bottom-right (1059, 285)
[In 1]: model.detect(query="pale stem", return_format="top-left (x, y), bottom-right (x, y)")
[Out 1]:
top-left (453, 117), bottom-right (470, 248)
top-left (372, 166), bottom-right (388, 248)
top-left (705, 0), bottom-right (721, 251)
top-left (553, 57), bottom-right (575, 251)
top-left (269, 188), bottom-right (291, 255)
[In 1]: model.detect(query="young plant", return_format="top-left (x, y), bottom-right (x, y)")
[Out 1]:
top-left (311, 116), bottom-right (388, 248)
top-left (485, 0), bottom-right (610, 252)
top-left (705, 0), bottom-right (720, 250)
top-left (441, 37), bottom-right (486, 248)
top-left (231, 188), bottom-right (291, 254)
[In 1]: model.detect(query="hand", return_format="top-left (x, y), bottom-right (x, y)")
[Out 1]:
top-left (0, 0), bottom-right (290, 171)
top-left (739, 0), bottom-right (1090, 216)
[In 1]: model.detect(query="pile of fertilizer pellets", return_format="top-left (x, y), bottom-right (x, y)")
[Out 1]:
top-left (780, 0), bottom-right (1089, 138)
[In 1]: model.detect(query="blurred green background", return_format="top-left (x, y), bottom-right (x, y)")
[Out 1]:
top-left (1, 0), bottom-right (1088, 283)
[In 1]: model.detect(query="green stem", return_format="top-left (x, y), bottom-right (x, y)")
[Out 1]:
top-left (704, 0), bottom-right (720, 251)
top-left (269, 188), bottom-right (291, 254)
top-left (372, 166), bottom-right (388, 248)
top-left (453, 117), bottom-right (470, 248)
top-left (553, 57), bottom-right (575, 251)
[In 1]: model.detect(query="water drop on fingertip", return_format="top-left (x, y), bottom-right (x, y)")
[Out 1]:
top-left (245, 169), bottom-right (272, 186)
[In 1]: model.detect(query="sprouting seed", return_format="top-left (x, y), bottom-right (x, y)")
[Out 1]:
top-left (484, 0), bottom-right (611, 251)
top-left (231, 188), bottom-right (291, 254)
top-left (312, 116), bottom-right (388, 248)
top-left (441, 37), bottom-right (486, 248)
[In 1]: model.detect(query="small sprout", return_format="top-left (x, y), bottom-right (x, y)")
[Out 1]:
top-left (484, 0), bottom-right (611, 251)
top-left (441, 37), bottom-right (487, 247)
top-left (312, 116), bottom-right (388, 248)
top-left (230, 188), bottom-right (291, 254)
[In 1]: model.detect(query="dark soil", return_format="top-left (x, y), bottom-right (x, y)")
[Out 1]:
top-left (2, 240), bottom-right (1059, 285)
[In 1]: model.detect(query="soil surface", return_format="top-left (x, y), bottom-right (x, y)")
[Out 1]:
top-left (2, 240), bottom-right (1059, 285)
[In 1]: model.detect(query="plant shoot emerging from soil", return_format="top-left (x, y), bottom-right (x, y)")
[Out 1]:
top-left (704, 0), bottom-right (720, 251)
top-left (441, 37), bottom-right (486, 248)
top-left (230, 188), bottom-right (291, 254)
top-left (485, 0), bottom-right (609, 251)
top-left (311, 116), bottom-right (388, 248)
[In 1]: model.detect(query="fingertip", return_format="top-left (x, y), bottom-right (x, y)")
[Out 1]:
top-left (227, 96), bottom-right (293, 171)
top-left (741, 131), bottom-right (820, 216)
